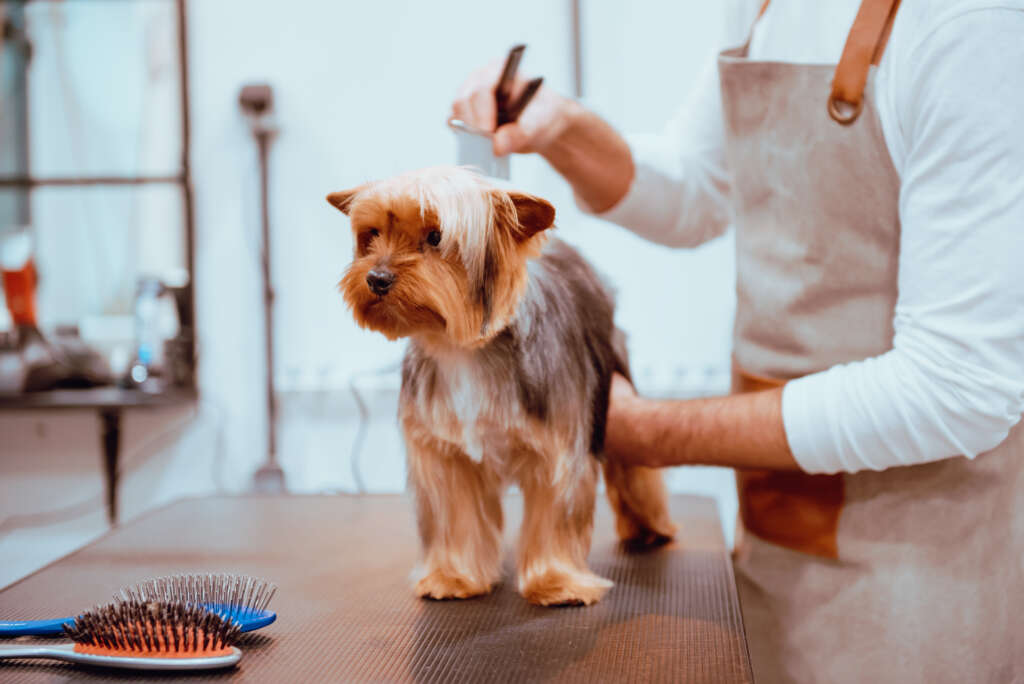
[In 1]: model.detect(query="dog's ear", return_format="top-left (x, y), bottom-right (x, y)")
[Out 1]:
top-left (504, 191), bottom-right (555, 241)
top-left (325, 186), bottom-right (364, 215)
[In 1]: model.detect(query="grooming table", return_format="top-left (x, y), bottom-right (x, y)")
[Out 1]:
top-left (0, 495), bottom-right (752, 683)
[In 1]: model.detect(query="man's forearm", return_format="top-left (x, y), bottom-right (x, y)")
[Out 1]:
top-left (538, 102), bottom-right (635, 214)
top-left (606, 387), bottom-right (801, 471)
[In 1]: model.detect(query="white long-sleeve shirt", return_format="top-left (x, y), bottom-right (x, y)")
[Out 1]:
top-left (584, 0), bottom-right (1024, 474)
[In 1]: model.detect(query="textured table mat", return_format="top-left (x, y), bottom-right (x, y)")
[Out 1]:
top-left (0, 494), bottom-right (751, 683)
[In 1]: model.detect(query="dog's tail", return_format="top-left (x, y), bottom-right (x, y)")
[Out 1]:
top-left (602, 329), bottom-right (676, 548)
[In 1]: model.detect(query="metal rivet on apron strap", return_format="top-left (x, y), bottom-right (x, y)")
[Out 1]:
top-left (827, 95), bottom-right (864, 126)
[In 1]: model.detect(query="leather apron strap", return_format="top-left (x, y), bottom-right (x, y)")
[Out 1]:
top-left (829, 0), bottom-right (901, 123)
top-left (755, 0), bottom-right (902, 125)
top-left (733, 365), bottom-right (845, 559)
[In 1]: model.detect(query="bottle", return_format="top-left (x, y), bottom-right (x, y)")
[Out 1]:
top-left (127, 277), bottom-right (164, 390)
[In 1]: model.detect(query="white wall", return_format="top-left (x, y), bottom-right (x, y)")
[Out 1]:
top-left (1, 1), bottom-right (763, 586)
top-left (188, 0), bottom-right (586, 483)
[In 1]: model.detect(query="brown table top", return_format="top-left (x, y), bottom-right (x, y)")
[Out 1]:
top-left (0, 494), bottom-right (751, 683)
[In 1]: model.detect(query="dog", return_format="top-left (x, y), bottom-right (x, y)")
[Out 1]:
top-left (327, 167), bottom-right (674, 606)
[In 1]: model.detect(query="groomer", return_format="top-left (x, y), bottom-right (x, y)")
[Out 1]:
top-left (452, 0), bottom-right (1024, 681)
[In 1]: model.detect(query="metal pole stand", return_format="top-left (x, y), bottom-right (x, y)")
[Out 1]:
top-left (240, 83), bottom-right (286, 494)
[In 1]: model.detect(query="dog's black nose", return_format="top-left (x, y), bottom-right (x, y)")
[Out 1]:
top-left (366, 269), bottom-right (395, 296)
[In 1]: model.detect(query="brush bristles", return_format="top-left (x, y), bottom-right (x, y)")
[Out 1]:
top-left (116, 573), bottom-right (277, 621)
top-left (64, 601), bottom-right (240, 658)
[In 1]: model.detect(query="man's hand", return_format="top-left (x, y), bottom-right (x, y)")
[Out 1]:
top-left (450, 58), bottom-right (633, 212)
top-left (450, 58), bottom-right (579, 157)
top-left (604, 372), bottom-right (801, 471)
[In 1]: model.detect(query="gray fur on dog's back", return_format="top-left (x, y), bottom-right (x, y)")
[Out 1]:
top-left (401, 237), bottom-right (626, 458)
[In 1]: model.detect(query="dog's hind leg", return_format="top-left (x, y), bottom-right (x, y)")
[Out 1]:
top-left (602, 327), bottom-right (676, 548)
top-left (516, 455), bottom-right (612, 606)
top-left (406, 431), bottom-right (503, 600)
top-left (602, 460), bottom-right (676, 549)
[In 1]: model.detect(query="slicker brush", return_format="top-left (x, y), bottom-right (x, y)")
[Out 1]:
top-left (116, 573), bottom-right (277, 629)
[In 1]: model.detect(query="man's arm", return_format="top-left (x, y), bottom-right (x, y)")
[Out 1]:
top-left (605, 375), bottom-right (800, 470)
top-left (533, 103), bottom-right (635, 214)
top-left (779, 8), bottom-right (1024, 475)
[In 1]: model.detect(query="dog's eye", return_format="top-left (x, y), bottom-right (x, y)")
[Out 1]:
top-left (426, 230), bottom-right (442, 247)
top-left (357, 228), bottom-right (380, 255)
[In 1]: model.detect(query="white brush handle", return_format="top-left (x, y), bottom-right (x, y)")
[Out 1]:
top-left (0, 643), bottom-right (242, 670)
top-left (0, 643), bottom-right (86, 663)
top-left (1, 643), bottom-right (76, 659)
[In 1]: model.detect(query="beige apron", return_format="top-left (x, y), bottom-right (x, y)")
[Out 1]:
top-left (720, 1), bottom-right (1024, 681)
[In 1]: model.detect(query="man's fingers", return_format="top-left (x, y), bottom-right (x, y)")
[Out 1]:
top-left (455, 59), bottom-right (502, 96)
top-left (451, 98), bottom-right (470, 124)
top-left (468, 89), bottom-right (496, 132)
top-left (493, 123), bottom-right (530, 156)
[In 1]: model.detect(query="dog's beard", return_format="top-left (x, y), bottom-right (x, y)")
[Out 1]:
top-left (339, 260), bottom-right (465, 341)
top-left (359, 298), bottom-right (445, 341)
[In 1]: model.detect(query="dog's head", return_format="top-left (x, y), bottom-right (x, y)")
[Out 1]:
top-left (328, 166), bottom-right (554, 347)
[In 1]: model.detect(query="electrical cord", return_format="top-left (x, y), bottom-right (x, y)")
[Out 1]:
top-left (347, 361), bottom-right (402, 494)
top-left (348, 376), bottom-right (369, 494)
top-left (203, 397), bottom-right (230, 494)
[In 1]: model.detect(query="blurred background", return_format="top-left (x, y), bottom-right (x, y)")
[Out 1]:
top-left (0, 0), bottom-right (759, 588)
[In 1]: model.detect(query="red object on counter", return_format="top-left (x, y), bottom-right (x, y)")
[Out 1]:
top-left (2, 258), bottom-right (38, 326)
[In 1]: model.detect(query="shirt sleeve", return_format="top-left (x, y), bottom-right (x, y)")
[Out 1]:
top-left (576, 58), bottom-right (734, 248)
top-left (783, 8), bottom-right (1024, 474)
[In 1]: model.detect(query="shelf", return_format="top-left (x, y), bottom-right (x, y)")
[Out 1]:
top-left (0, 385), bottom-right (197, 411)
top-left (0, 175), bottom-right (185, 188)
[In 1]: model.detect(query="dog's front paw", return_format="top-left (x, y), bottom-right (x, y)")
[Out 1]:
top-left (519, 568), bottom-right (613, 607)
top-left (414, 569), bottom-right (493, 601)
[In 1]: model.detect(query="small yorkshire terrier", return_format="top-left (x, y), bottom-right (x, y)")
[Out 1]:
top-left (327, 167), bottom-right (674, 606)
